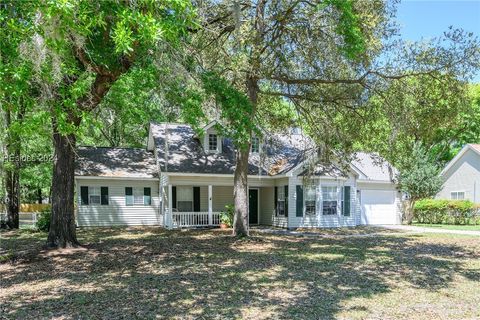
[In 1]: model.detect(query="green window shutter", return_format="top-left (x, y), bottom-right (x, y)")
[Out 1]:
top-left (296, 185), bottom-right (304, 217)
top-left (274, 186), bottom-right (278, 216)
top-left (80, 186), bottom-right (89, 205)
top-left (125, 187), bottom-right (133, 206)
top-left (172, 186), bottom-right (177, 209)
top-left (144, 187), bottom-right (151, 206)
top-left (101, 187), bottom-right (109, 205)
top-left (284, 185), bottom-right (289, 217)
top-left (343, 186), bottom-right (351, 216)
top-left (193, 187), bottom-right (200, 212)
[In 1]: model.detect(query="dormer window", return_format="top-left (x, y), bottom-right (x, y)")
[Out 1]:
top-left (251, 137), bottom-right (260, 153)
top-left (208, 134), bottom-right (218, 152)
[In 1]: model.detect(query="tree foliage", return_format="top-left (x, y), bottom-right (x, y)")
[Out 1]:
top-left (189, 0), bottom-right (479, 235)
top-left (7, 0), bottom-right (196, 246)
top-left (356, 74), bottom-right (473, 169)
top-left (397, 144), bottom-right (443, 223)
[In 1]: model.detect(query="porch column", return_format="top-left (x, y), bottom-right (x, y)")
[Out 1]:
top-left (208, 185), bottom-right (213, 225)
top-left (167, 184), bottom-right (173, 229)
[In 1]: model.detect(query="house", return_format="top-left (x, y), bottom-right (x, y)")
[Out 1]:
top-left (437, 144), bottom-right (480, 203)
top-left (75, 122), bottom-right (402, 228)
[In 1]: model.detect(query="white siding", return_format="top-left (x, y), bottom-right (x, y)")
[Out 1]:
top-left (259, 187), bottom-right (275, 225)
top-left (167, 175), bottom-right (275, 187)
top-left (437, 149), bottom-right (480, 203)
top-left (212, 186), bottom-right (234, 211)
top-left (76, 179), bottom-right (161, 227)
top-left (288, 175), bottom-right (358, 228)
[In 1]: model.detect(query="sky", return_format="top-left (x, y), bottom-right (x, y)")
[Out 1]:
top-left (396, 0), bottom-right (480, 82)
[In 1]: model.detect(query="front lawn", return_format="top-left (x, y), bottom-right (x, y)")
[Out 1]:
top-left (1, 228), bottom-right (479, 319)
top-left (413, 223), bottom-right (480, 231)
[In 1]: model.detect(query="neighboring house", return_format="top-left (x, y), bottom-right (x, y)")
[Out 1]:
top-left (75, 122), bottom-right (402, 228)
top-left (437, 144), bottom-right (480, 203)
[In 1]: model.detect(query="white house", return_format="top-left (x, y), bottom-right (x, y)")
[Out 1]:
top-left (74, 122), bottom-right (402, 229)
top-left (437, 144), bottom-right (480, 203)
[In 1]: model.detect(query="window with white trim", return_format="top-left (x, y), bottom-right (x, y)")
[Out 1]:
top-left (451, 191), bottom-right (465, 200)
top-left (133, 188), bottom-right (144, 205)
top-left (251, 136), bottom-right (260, 153)
top-left (277, 187), bottom-right (285, 216)
top-left (305, 185), bottom-right (316, 215)
top-left (208, 134), bottom-right (218, 152)
top-left (125, 187), bottom-right (151, 206)
top-left (89, 187), bottom-right (101, 205)
top-left (80, 186), bottom-right (109, 206)
top-left (322, 186), bottom-right (338, 215)
top-left (177, 186), bottom-right (193, 212)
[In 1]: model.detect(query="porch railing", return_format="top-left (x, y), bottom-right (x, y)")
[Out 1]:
top-left (171, 211), bottom-right (220, 228)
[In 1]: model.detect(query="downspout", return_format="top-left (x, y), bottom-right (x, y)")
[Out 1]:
top-left (474, 181), bottom-right (477, 203)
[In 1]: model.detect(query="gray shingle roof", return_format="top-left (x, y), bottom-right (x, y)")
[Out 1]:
top-left (75, 147), bottom-right (158, 178)
top-left (75, 123), bottom-right (396, 182)
top-left (150, 123), bottom-right (312, 175)
top-left (352, 152), bottom-right (396, 181)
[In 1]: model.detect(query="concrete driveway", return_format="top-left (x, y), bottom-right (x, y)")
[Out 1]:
top-left (379, 224), bottom-right (480, 236)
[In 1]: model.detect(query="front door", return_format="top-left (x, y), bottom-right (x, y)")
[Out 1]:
top-left (249, 189), bottom-right (259, 224)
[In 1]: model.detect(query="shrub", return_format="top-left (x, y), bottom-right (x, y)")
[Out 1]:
top-left (414, 199), bottom-right (477, 225)
top-left (36, 208), bottom-right (51, 232)
top-left (219, 204), bottom-right (234, 227)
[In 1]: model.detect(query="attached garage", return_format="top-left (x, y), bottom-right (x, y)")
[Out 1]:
top-left (360, 189), bottom-right (399, 225)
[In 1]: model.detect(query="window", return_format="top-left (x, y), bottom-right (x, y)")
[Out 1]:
top-left (126, 187), bottom-right (152, 206)
top-left (451, 191), bottom-right (465, 200)
top-left (322, 186), bottom-right (338, 215)
top-left (177, 186), bottom-right (193, 212)
top-left (208, 134), bottom-right (218, 151)
top-left (89, 187), bottom-right (101, 205)
top-left (80, 186), bottom-right (108, 206)
top-left (305, 185), bottom-right (316, 215)
top-left (133, 188), bottom-right (144, 205)
top-left (251, 137), bottom-right (260, 153)
top-left (277, 187), bottom-right (285, 216)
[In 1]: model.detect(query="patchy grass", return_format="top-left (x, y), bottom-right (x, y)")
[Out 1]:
top-left (413, 223), bottom-right (480, 231)
top-left (292, 226), bottom-right (404, 236)
top-left (1, 227), bottom-right (479, 319)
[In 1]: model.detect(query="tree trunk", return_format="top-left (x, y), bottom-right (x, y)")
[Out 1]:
top-left (233, 147), bottom-right (250, 237)
top-left (47, 125), bottom-right (79, 248)
top-left (232, 75), bottom-right (259, 237)
top-left (4, 108), bottom-right (21, 229)
top-left (403, 199), bottom-right (416, 225)
top-left (37, 188), bottom-right (42, 204)
top-left (5, 163), bottom-right (20, 229)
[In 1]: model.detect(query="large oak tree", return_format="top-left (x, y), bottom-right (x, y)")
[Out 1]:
top-left (16, 1), bottom-right (195, 247)
top-left (189, 0), bottom-right (479, 236)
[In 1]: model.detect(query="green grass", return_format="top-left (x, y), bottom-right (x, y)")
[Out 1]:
top-left (1, 227), bottom-right (479, 319)
top-left (413, 223), bottom-right (480, 231)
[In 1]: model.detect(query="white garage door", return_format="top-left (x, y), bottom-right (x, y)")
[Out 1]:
top-left (361, 190), bottom-right (397, 225)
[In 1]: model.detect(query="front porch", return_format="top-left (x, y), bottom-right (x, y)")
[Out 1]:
top-left (162, 183), bottom-right (274, 229)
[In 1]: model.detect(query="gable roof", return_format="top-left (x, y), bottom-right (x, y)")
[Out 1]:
top-left (149, 122), bottom-right (312, 175)
top-left (352, 152), bottom-right (396, 181)
top-left (75, 147), bottom-right (158, 178)
top-left (471, 144), bottom-right (480, 153)
top-left (74, 123), bottom-right (397, 182)
top-left (441, 144), bottom-right (480, 176)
